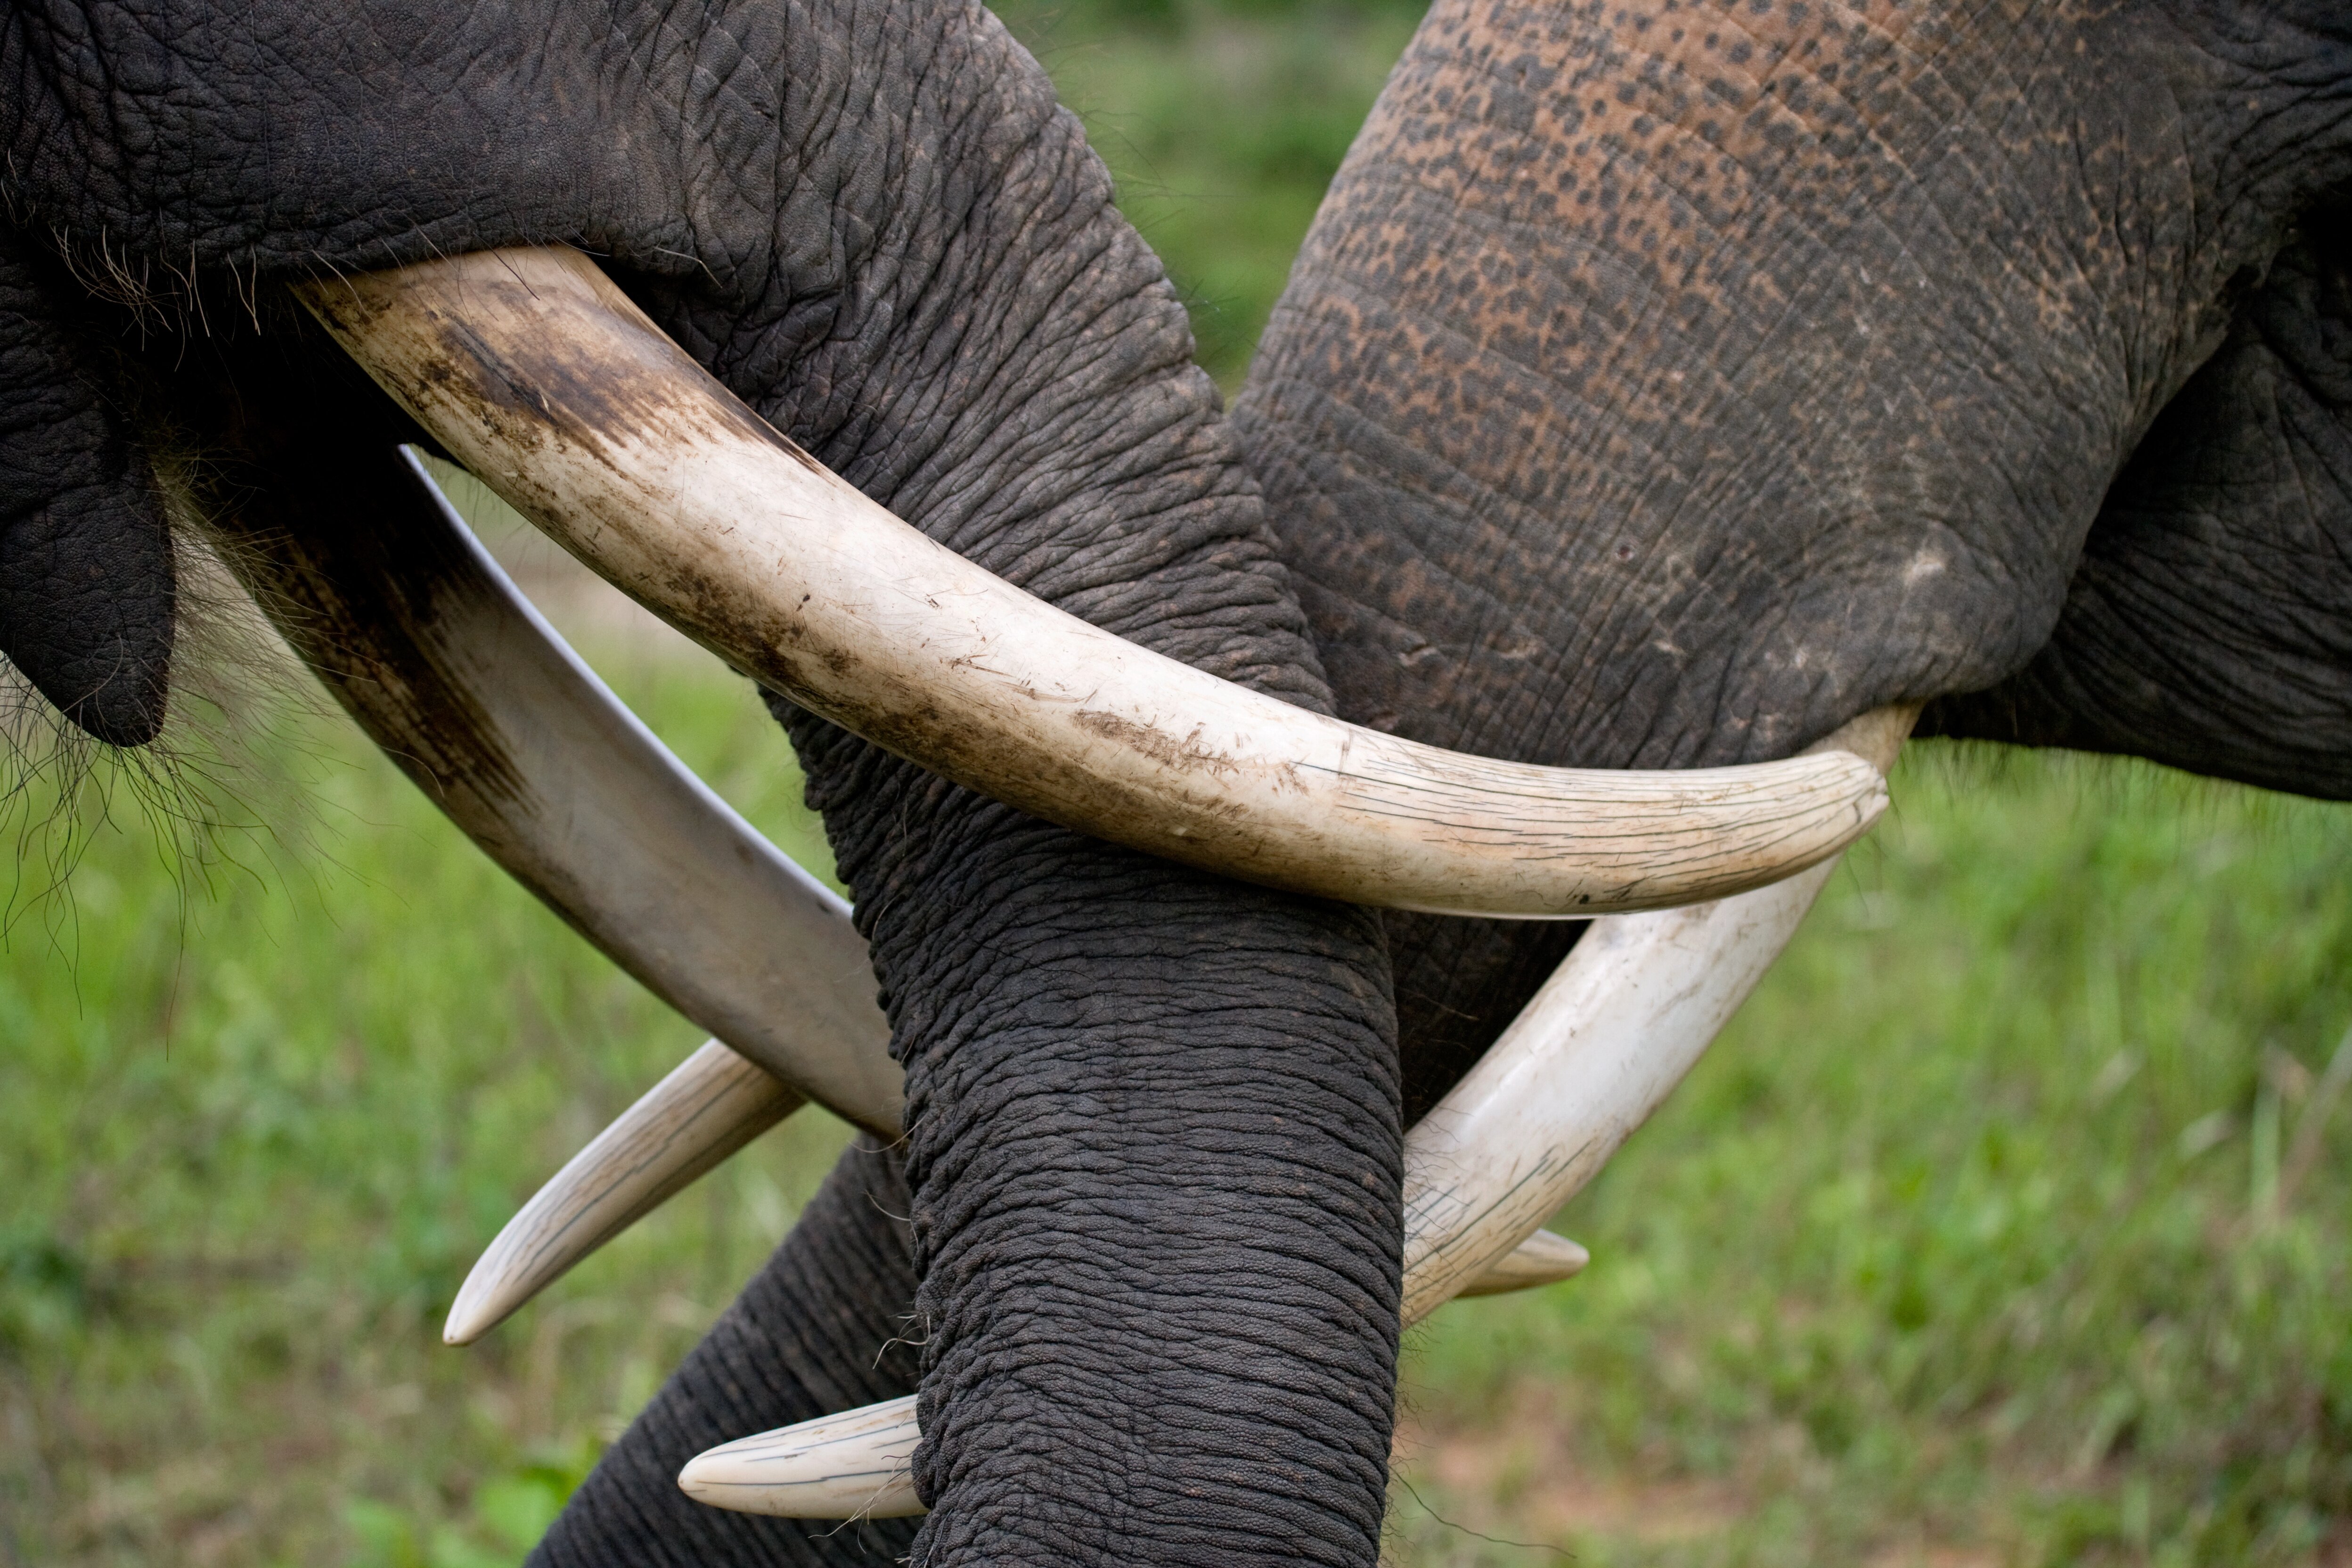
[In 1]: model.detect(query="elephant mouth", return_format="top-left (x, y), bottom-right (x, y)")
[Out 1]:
top-left (231, 245), bottom-right (1903, 1520)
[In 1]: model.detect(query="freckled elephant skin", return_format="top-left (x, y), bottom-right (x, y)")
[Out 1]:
top-left (1231, 0), bottom-right (2352, 1106)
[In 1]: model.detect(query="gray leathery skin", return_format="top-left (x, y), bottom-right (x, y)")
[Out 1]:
top-left (10, 1), bottom-right (1404, 1560)
top-left (1230, 0), bottom-right (2352, 1102)
top-left (1925, 216), bottom-right (2352, 795)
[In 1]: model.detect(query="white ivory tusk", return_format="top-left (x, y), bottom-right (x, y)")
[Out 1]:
top-left (459, 1027), bottom-right (1589, 1342)
top-left (216, 449), bottom-right (904, 1135)
top-left (672, 707), bottom-right (1914, 1518)
top-left (444, 1039), bottom-right (802, 1345)
top-left (295, 247), bottom-right (1887, 919)
top-left (464, 1032), bottom-right (1609, 1348)
top-left (678, 1393), bottom-right (926, 1519)
top-left (1450, 1228), bottom-right (1590, 1298)
top-left (1397, 705), bottom-right (1912, 1317)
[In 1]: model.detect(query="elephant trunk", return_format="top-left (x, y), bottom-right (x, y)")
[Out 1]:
top-left (799, 716), bottom-right (1401, 1562)
top-left (88, 0), bottom-right (1413, 1554)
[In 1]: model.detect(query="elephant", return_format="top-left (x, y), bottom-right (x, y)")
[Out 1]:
top-left (3, 0), bottom-right (2348, 1562)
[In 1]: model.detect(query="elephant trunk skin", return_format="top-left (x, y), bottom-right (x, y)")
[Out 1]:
top-left (617, 28), bottom-right (1414, 1556)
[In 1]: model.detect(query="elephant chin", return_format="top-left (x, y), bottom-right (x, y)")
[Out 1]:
top-left (288, 245), bottom-right (1890, 923)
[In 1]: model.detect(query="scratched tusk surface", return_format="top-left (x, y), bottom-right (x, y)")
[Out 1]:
top-left (445, 1039), bottom-right (802, 1345)
top-left (673, 707), bottom-right (1914, 1518)
top-left (212, 450), bottom-right (904, 1136)
top-left (678, 1393), bottom-right (927, 1519)
top-left (295, 246), bottom-right (1887, 918)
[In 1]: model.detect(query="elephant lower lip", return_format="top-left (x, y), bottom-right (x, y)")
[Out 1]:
top-left (0, 484), bottom-right (177, 748)
top-left (291, 244), bottom-right (1890, 920)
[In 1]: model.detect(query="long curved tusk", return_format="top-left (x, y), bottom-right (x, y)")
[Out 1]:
top-left (211, 448), bottom-right (904, 1136)
top-left (443, 1039), bottom-right (802, 1345)
top-left (457, 1042), bottom-right (1583, 1342)
top-left (673, 706), bottom-right (1915, 1518)
top-left (294, 246), bottom-right (1887, 919)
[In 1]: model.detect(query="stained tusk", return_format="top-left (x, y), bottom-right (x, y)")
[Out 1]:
top-left (208, 444), bottom-right (903, 1136)
top-left (672, 705), bottom-right (1915, 1518)
top-left (295, 246), bottom-right (1887, 919)
top-left (1451, 1229), bottom-right (1590, 1298)
top-left (444, 1039), bottom-right (802, 1345)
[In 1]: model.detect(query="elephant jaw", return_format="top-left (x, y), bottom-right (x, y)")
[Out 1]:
top-left (291, 244), bottom-right (1887, 921)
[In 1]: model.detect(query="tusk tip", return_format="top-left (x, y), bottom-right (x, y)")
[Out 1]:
top-left (1455, 1229), bottom-right (1592, 1298)
top-left (441, 1286), bottom-right (504, 1347)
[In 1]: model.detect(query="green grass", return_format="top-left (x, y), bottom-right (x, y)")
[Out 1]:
top-left (2, 641), bottom-right (863, 1566)
top-left (994, 0), bottom-right (1421, 387)
top-left (10, 672), bottom-right (2347, 1564)
top-left (1392, 756), bottom-right (2352, 1567)
top-left (7, 5), bottom-right (2352, 1563)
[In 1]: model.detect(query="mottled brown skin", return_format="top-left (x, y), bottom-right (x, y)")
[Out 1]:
top-left (1233, 0), bottom-right (2352, 1116)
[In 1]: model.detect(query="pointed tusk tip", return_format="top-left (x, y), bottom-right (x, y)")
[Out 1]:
top-left (441, 1285), bottom-right (506, 1347)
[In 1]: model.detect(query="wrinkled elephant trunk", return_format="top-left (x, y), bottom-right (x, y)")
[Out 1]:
top-left (794, 713), bottom-right (1402, 1563)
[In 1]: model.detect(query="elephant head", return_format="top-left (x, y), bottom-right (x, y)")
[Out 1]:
top-left (3, 0), bottom-right (2347, 1564)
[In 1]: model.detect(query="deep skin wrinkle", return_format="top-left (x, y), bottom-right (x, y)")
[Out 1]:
top-left (6, 1), bottom-right (1402, 1562)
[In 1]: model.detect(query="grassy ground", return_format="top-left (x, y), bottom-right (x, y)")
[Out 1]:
top-left (2, 613), bottom-right (863, 1566)
top-left (1393, 757), bottom-right (2352, 1567)
top-left (6, 4), bottom-right (2352, 1564)
top-left (10, 660), bottom-right (2348, 1566)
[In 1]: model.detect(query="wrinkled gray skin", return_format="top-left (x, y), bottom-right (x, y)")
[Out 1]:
top-left (2, 0), bottom-right (2349, 1563)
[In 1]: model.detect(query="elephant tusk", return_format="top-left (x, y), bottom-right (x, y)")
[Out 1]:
top-left (669, 1224), bottom-right (1580, 1517)
top-left (455, 1043), bottom-right (1584, 1343)
top-left (678, 1393), bottom-right (926, 1519)
top-left (672, 705), bottom-right (1915, 1518)
top-left (443, 1038), bottom-right (803, 1345)
top-left (1449, 1227), bottom-right (1589, 1298)
top-left (294, 245), bottom-right (1888, 919)
top-left (211, 447), bottom-right (904, 1136)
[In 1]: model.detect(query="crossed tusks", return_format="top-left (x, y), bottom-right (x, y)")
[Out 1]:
top-left (243, 246), bottom-right (1910, 1520)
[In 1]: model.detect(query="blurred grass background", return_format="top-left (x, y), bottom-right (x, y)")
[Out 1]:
top-left (4, 0), bottom-right (2350, 1562)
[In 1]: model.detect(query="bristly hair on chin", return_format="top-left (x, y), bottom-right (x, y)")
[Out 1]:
top-left (0, 443), bottom-right (345, 971)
